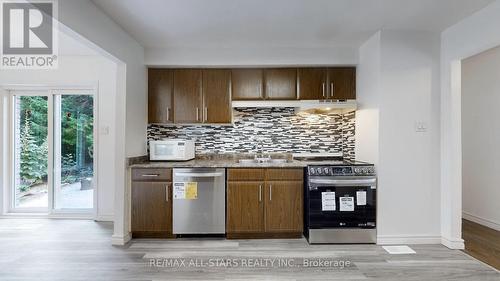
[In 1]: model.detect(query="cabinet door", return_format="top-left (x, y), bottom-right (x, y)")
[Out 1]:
top-left (231, 69), bottom-right (264, 100)
top-left (131, 182), bottom-right (172, 233)
top-left (264, 181), bottom-right (303, 233)
top-left (328, 67), bottom-right (356, 100)
top-left (202, 69), bottom-right (232, 123)
top-left (264, 68), bottom-right (297, 100)
top-left (148, 69), bottom-right (173, 123)
top-left (173, 69), bottom-right (202, 123)
top-left (297, 68), bottom-right (327, 100)
top-left (227, 181), bottom-right (264, 233)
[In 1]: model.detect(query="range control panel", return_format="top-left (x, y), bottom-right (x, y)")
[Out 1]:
top-left (308, 165), bottom-right (375, 176)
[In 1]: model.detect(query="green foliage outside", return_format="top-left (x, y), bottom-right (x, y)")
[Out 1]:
top-left (18, 95), bottom-right (94, 192)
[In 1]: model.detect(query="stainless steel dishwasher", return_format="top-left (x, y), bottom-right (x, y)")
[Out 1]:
top-left (172, 168), bottom-right (226, 234)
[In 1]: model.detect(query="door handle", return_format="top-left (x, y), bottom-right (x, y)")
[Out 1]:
top-left (196, 107), bottom-right (199, 121)
top-left (322, 82), bottom-right (325, 98)
top-left (259, 184), bottom-right (262, 202)
top-left (174, 172), bottom-right (224, 178)
top-left (166, 107), bottom-right (170, 121)
top-left (165, 184), bottom-right (169, 202)
top-left (269, 184), bottom-right (272, 201)
top-left (330, 83), bottom-right (335, 99)
top-left (204, 107), bottom-right (208, 122)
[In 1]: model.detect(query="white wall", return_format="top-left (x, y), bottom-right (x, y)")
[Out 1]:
top-left (440, 0), bottom-right (500, 249)
top-left (356, 30), bottom-right (442, 244)
top-left (461, 46), bottom-right (500, 231)
top-left (0, 55), bottom-right (118, 221)
top-left (146, 46), bottom-right (358, 66)
top-left (57, 0), bottom-right (147, 244)
top-left (356, 32), bottom-right (381, 165)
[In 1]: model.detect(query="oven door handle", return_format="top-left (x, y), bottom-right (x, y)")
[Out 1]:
top-left (309, 178), bottom-right (377, 186)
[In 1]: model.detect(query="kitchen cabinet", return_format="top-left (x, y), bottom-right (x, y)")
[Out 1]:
top-left (131, 168), bottom-right (173, 238)
top-left (202, 69), bottom-right (232, 123)
top-left (227, 181), bottom-right (264, 233)
top-left (264, 68), bottom-right (298, 100)
top-left (297, 68), bottom-right (327, 100)
top-left (173, 69), bottom-right (203, 123)
top-left (328, 67), bottom-right (356, 100)
top-left (264, 181), bottom-right (303, 233)
top-left (226, 168), bottom-right (303, 238)
top-left (298, 67), bottom-right (355, 100)
top-left (231, 69), bottom-right (264, 100)
top-left (148, 69), bottom-right (173, 123)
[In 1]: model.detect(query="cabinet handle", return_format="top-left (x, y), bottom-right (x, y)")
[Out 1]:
top-left (269, 184), bottom-right (272, 201)
top-left (141, 174), bottom-right (159, 177)
top-left (196, 107), bottom-right (199, 121)
top-left (166, 107), bottom-right (170, 121)
top-left (165, 184), bottom-right (169, 202)
top-left (330, 83), bottom-right (335, 99)
top-left (204, 107), bottom-right (208, 122)
top-left (259, 184), bottom-right (262, 202)
top-left (322, 82), bottom-right (325, 98)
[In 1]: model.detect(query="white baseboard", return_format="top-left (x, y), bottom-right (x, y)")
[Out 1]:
top-left (463, 212), bottom-right (500, 231)
top-left (111, 232), bottom-right (131, 246)
top-left (441, 236), bottom-right (465, 250)
top-left (95, 214), bottom-right (114, 222)
top-left (377, 235), bottom-right (441, 245)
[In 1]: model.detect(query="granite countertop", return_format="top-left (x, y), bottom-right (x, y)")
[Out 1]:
top-left (128, 154), bottom-right (309, 168)
top-left (129, 158), bottom-right (308, 168)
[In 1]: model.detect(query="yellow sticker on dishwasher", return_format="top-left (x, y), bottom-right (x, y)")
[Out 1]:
top-left (185, 182), bottom-right (198, 199)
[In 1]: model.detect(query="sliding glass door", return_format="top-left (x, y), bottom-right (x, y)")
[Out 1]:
top-left (10, 89), bottom-right (96, 214)
top-left (13, 94), bottom-right (49, 210)
top-left (53, 93), bottom-right (95, 210)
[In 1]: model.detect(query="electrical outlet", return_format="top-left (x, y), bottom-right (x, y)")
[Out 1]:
top-left (415, 121), bottom-right (427, 133)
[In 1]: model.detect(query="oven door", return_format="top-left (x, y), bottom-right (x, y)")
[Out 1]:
top-left (306, 176), bottom-right (376, 228)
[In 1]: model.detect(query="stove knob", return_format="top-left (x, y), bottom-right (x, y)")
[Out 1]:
top-left (354, 167), bottom-right (361, 174)
top-left (342, 167), bottom-right (349, 174)
top-left (323, 167), bottom-right (329, 174)
top-left (309, 168), bottom-right (315, 175)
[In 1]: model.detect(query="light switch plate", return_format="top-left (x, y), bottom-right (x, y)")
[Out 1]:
top-left (100, 126), bottom-right (110, 135)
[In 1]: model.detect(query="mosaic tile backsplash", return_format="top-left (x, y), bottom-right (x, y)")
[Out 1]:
top-left (148, 108), bottom-right (356, 160)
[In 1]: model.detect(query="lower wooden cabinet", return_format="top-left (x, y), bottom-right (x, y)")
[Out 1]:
top-left (264, 181), bottom-right (303, 233)
top-left (227, 181), bottom-right (264, 233)
top-left (226, 168), bottom-right (303, 238)
top-left (131, 168), bottom-right (173, 238)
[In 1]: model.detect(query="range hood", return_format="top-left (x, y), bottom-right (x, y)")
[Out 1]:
top-left (231, 100), bottom-right (357, 113)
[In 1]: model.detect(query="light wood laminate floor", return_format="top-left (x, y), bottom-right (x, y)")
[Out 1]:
top-left (463, 219), bottom-right (500, 270)
top-left (0, 219), bottom-right (498, 281)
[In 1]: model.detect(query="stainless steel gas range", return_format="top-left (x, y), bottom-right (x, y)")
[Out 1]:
top-left (297, 155), bottom-right (377, 244)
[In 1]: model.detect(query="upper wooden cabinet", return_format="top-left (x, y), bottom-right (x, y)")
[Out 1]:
top-left (148, 67), bottom-right (356, 123)
top-left (148, 69), bottom-right (173, 123)
top-left (328, 67), bottom-right (356, 100)
top-left (173, 69), bottom-right (203, 123)
top-left (231, 69), bottom-right (264, 100)
top-left (297, 68), bottom-right (327, 100)
top-left (202, 69), bottom-right (232, 123)
top-left (264, 68), bottom-right (297, 100)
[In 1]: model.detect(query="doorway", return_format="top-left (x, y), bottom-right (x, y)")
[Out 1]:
top-left (460, 46), bottom-right (500, 270)
top-left (9, 89), bottom-right (96, 214)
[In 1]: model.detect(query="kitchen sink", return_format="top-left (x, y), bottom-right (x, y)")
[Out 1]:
top-left (237, 158), bottom-right (290, 164)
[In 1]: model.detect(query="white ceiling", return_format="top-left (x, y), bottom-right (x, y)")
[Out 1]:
top-left (92, 0), bottom-right (494, 49)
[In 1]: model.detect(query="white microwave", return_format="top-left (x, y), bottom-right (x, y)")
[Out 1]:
top-left (149, 139), bottom-right (195, 161)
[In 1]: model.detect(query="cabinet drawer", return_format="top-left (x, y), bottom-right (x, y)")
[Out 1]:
top-left (227, 168), bottom-right (265, 181)
top-left (132, 168), bottom-right (172, 181)
top-left (266, 169), bottom-right (303, 181)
